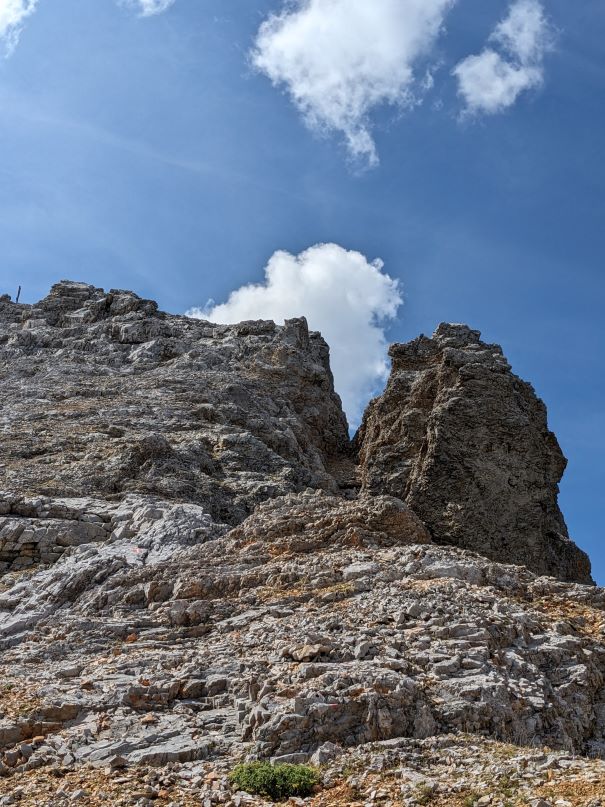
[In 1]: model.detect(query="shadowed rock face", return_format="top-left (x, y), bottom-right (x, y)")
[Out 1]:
top-left (355, 323), bottom-right (592, 584)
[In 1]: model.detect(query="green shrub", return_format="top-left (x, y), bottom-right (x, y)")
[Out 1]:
top-left (229, 761), bottom-right (320, 800)
top-left (414, 782), bottom-right (436, 805)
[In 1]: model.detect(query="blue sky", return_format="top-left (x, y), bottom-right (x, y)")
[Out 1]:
top-left (0, 0), bottom-right (603, 580)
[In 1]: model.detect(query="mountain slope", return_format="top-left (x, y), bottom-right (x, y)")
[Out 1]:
top-left (0, 282), bottom-right (601, 807)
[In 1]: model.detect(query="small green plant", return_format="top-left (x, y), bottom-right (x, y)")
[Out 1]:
top-left (229, 762), bottom-right (320, 801)
top-left (414, 783), bottom-right (436, 805)
top-left (463, 793), bottom-right (481, 807)
top-left (497, 774), bottom-right (516, 798)
top-left (341, 761), bottom-right (361, 778)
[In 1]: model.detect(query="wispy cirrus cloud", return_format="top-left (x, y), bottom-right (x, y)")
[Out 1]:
top-left (251, 0), bottom-right (457, 169)
top-left (0, 0), bottom-right (39, 56)
top-left (0, 0), bottom-right (177, 58)
top-left (121, 0), bottom-right (177, 17)
top-left (453, 0), bottom-right (554, 115)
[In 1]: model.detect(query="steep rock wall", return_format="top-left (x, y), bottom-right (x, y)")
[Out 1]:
top-left (355, 323), bottom-right (592, 584)
top-left (0, 281), bottom-right (351, 525)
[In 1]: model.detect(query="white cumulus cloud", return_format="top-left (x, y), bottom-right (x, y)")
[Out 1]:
top-left (492, 0), bottom-right (552, 64)
top-left (453, 0), bottom-right (553, 115)
top-left (0, 0), bottom-right (39, 56)
top-left (122, 0), bottom-right (176, 16)
top-left (251, 0), bottom-right (457, 168)
top-left (188, 244), bottom-right (403, 427)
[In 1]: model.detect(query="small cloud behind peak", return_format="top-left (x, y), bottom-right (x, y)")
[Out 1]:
top-left (187, 243), bottom-right (403, 427)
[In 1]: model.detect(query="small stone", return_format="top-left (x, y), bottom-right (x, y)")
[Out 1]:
top-left (18, 744), bottom-right (33, 760)
top-left (3, 751), bottom-right (18, 768)
top-left (311, 742), bottom-right (343, 766)
top-left (107, 755), bottom-right (129, 770)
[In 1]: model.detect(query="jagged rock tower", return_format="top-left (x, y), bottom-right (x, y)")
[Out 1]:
top-left (356, 323), bottom-right (592, 584)
top-left (0, 284), bottom-right (591, 581)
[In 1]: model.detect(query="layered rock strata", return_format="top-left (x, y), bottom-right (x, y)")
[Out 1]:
top-left (0, 494), bottom-right (603, 787)
top-left (0, 494), bottom-right (115, 572)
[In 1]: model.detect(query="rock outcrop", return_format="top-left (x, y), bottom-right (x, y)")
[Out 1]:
top-left (356, 323), bottom-right (592, 584)
top-left (0, 281), bottom-right (351, 526)
top-left (0, 283), bottom-right (600, 806)
top-left (0, 491), bottom-right (604, 805)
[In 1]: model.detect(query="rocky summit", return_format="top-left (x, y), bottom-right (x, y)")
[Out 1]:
top-left (355, 323), bottom-right (592, 584)
top-left (0, 280), bottom-right (603, 807)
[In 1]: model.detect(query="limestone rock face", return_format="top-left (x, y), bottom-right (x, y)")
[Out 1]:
top-left (0, 493), bottom-right (604, 791)
top-left (355, 323), bottom-right (592, 584)
top-left (0, 283), bottom-right (601, 804)
top-left (0, 281), bottom-right (351, 524)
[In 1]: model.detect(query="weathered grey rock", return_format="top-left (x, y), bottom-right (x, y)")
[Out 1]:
top-left (0, 494), bottom-right (113, 572)
top-left (0, 283), bottom-right (601, 806)
top-left (228, 489), bottom-right (431, 554)
top-left (355, 323), bottom-right (592, 584)
top-left (0, 280), bottom-right (351, 526)
top-left (310, 741), bottom-right (343, 765)
top-left (1, 491), bottom-right (604, 770)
